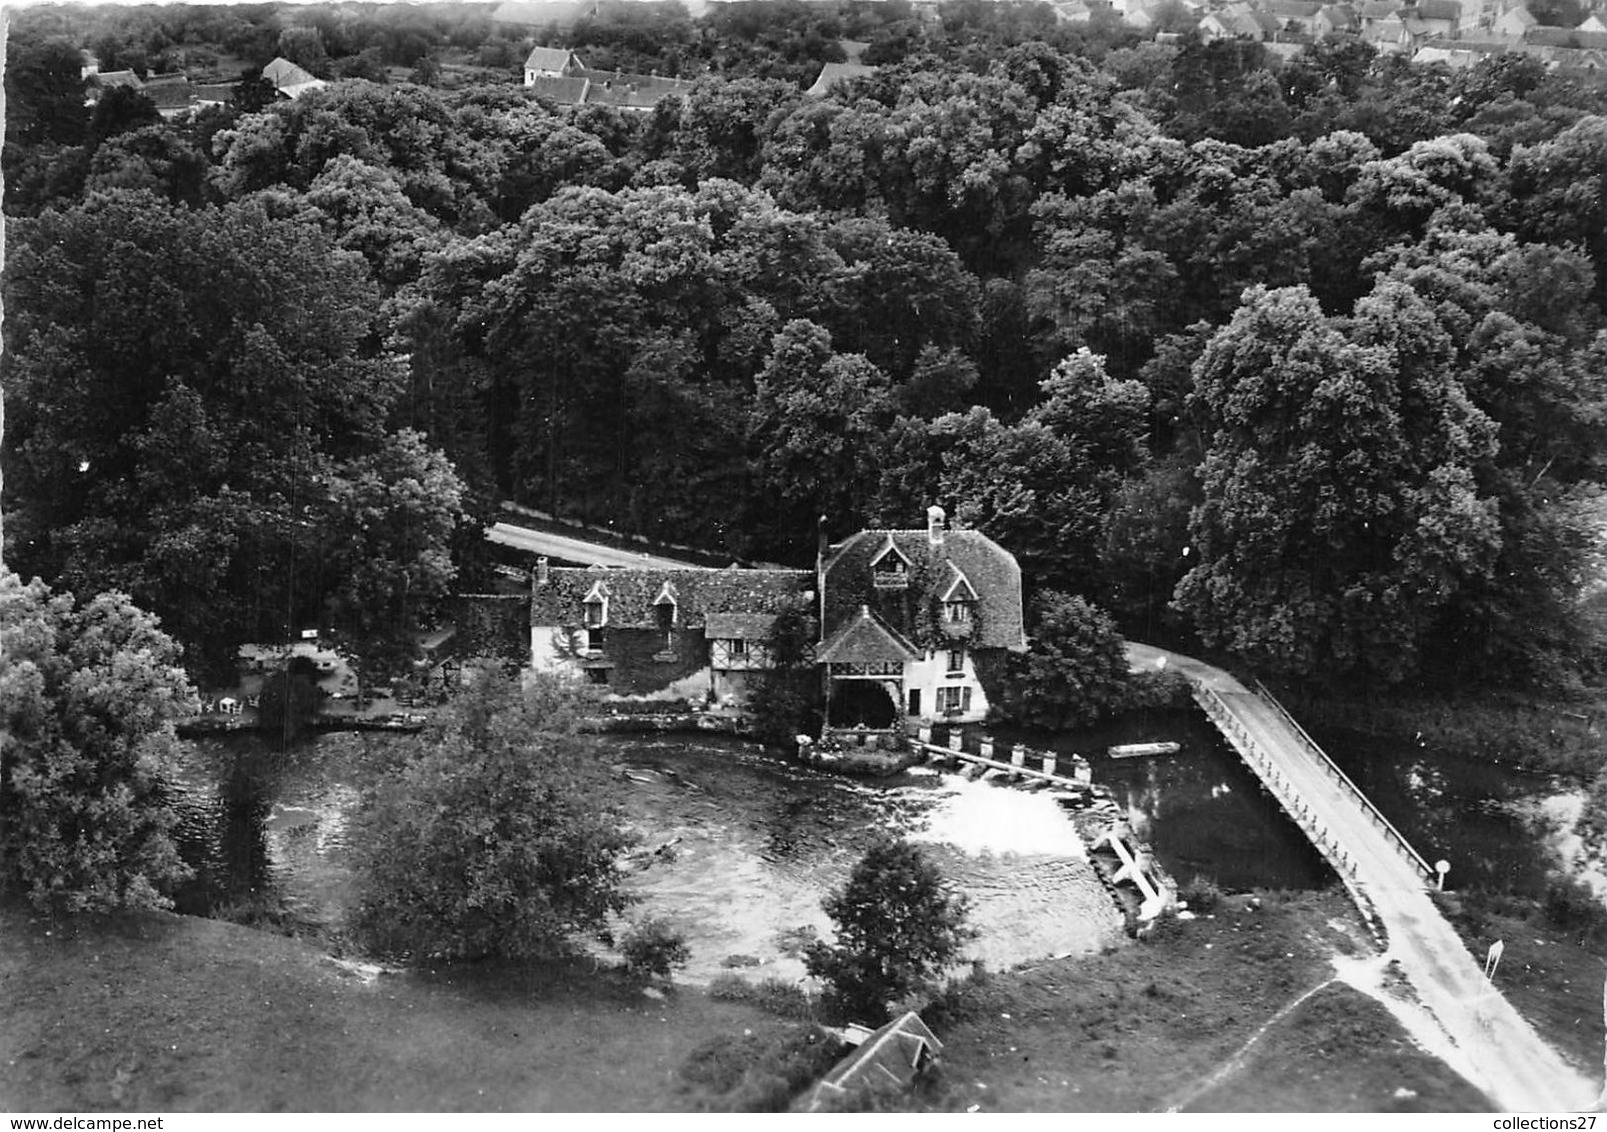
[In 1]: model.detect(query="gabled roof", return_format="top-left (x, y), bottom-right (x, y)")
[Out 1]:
top-left (822, 527), bottom-right (1026, 652)
top-left (807, 61), bottom-right (877, 97)
top-left (263, 56), bottom-right (319, 89)
top-left (91, 70), bottom-right (143, 90)
top-left (523, 46), bottom-right (582, 72)
top-left (1318, 5), bottom-right (1360, 29)
top-left (532, 566), bottom-right (812, 629)
top-left (806, 1013), bottom-right (942, 1111)
top-left (1265, 0), bottom-right (1323, 17)
top-left (1581, 13), bottom-right (1607, 32)
top-left (1358, 0), bottom-right (1401, 16)
top-left (527, 69), bottom-right (694, 109)
top-left (815, 605), bottom-right (921, 665)
top-left (1495, 5), bottom-right (1539, 28)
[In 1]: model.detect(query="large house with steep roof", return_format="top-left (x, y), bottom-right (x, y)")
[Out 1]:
top-left (516, 506), bottom-right (1025, 726)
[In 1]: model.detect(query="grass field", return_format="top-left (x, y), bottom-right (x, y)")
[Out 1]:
top-left (918, 891), bottom-right (1491, 1113)
top-left (0, 891), bottom-right (1512, 1113)
top-left (0, 905), bottom-right (782, 1112)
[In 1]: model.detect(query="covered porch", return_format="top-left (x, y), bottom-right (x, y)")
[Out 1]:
top-left (815, 604), bottom-right (920, 729)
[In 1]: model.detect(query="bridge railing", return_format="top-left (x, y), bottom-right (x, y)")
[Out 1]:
top-left (1193, 684), bottom-right (1364, 880)
top-left (1251, 679), bottom-right (1437, 885)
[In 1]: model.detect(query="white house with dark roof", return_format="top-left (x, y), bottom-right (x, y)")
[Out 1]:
top-left (816, 506), bottom-right (1026, 727)
top-left (514, 506), bottom-right (1025, 726)
top-left (523, 46), bottom-right (586, 83)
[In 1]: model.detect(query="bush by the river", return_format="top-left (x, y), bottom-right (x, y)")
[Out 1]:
top-left (347, 666), bottom-right (636, 963)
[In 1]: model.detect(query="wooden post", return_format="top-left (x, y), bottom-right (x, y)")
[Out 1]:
top-left (979, 738), bottom-right (994, 761)
top-left (1011, 745), bottom-right (1026, 768)
top-left (1073, 758), bottom-right (1092, 786)
top-left (1041, 755), bottom-right (1057, 777)
top-left (918, 724), bottom-right (933, 746)
top-left (948, 730), bottom-right (963, 752)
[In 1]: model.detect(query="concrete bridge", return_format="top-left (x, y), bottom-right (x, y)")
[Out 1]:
top-left (1128, 642), bottom-right (1597, 1112)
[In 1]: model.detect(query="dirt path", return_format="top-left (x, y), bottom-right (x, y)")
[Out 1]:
top-left (1127, 642), bottom-right (1599, 1111)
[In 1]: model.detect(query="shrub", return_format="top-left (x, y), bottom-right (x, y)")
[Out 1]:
top-left (1543, 875), bottom-right (1607, 940)
top-left (706, 974), bottom-right (816, 1019)
top-left (348, 667), bottom-right (635, 962)
top-left (621, 916), bottom-right (691, 979)
top-left (1178, 874), bottom-right (1223, 913)
top-left (677, 1025), bottom-right (845, 1112)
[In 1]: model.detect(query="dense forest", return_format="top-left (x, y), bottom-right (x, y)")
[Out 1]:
top-left (8, 0), bottom-right (1607, 697)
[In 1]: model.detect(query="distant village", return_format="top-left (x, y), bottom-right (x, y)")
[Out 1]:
top-left (75, 0), bottom-right (1607, 124)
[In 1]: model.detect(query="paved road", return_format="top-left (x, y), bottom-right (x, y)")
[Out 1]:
top-left (1128, 642), bottom-right (1599, 1111)
top-left (487, 521), bottom-right (711, 570)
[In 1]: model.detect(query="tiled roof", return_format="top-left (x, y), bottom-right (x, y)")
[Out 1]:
top-left (815, 605), bottom-right (921, 664)
top-left (1358, 0), bottom-right (1401, 16)
top-left (806, 61), bottom-right (877, 96)
top-left (704, 613), bottom-right (778, 640)
top-left (451, 594), bottom-right (530, 662)
top-left (524, 46), bottom-right (580, 72)
top-left (532, 566), bottom-right (813, 628)
top-left (92, 70), bottom-right (143, 89)
top-left (526, 75), bottom-right (593, 105)
top-left (822, 527), bottom-right (1026, 652)
top-left (143, 74), bottom-right (193, 112)
top-left (1266, 0), bottom-right (1323, 16)
top-left (1408, 0), bottom-right (1460, 19)
top-left (1526, 25), bottom-right (1607, 47)
top-left (263, 56), bottom-right (319, 90)
top-left (194, 82), bottom-right (238, 104)
top-left (573, 68), bottom-right (694, 108)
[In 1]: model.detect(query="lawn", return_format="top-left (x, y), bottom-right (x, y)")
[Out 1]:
top-left (1, 891), bottom-right (1508, 1113)
top-left (918, 890), bottom-right (1491, 1113)
top-left (0, 906), bottom-right (780, 1112)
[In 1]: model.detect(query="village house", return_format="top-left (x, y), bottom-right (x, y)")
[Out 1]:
top-left (521, 46), bottom-right (696, 109)
top-left (262, 56), bottom-right (327, 100)
top-left (513, 506), bottom-right (1026, 728)
top-left (522, 45), bottom-right (586, 82)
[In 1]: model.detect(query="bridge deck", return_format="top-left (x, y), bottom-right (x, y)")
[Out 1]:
top-left (1127, 642), bottom-right (1596, 1111)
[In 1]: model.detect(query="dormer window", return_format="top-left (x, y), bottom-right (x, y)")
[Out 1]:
top-left (582, 580), bottom-right (609, 629)
top-left (941, 564), bottom-right (978, 626)
top-left (871, 535), bottom-right (912, 591)
top-left (652, 581), bottom-right (678, 633)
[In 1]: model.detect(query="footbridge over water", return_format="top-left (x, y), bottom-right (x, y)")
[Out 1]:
top-left (1127, 642), bottom-right (1596, 1111)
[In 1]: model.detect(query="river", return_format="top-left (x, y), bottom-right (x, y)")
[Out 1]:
top-left (168, 708), bottom-right (1593, 980)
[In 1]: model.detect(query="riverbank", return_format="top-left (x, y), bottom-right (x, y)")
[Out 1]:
top-left (1, 891), bottom-right (1495, 1112)
top-left (1281, 687), bottom-right (1607, 780)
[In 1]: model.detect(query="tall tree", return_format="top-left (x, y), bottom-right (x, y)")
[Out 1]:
top-left (1, 190), bottom-right (428, 680)
top-left (1176, 284), bottom-right (1500, 681)
top-left (0, 574), bottom-right (196, 913)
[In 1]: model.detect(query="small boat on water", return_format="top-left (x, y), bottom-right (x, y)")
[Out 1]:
top-left (1108, 741), bottom-right (1181, 759)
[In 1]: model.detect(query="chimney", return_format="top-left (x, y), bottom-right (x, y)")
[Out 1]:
top-left (535, 556), bottom-right (550, 587)
top-left (927, 505), bottom-right (945, 547)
